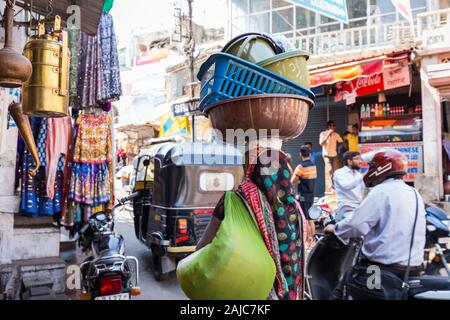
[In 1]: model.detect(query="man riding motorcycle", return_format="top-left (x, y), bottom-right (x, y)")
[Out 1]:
top-left (324, 149), bottom-right (426, 300)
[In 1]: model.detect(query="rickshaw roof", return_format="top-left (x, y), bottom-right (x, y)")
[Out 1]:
top-left (138, 142), bottom-right (244, 167)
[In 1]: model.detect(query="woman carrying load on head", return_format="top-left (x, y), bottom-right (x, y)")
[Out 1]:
top-left (197, 147), bottom-right (308, 300)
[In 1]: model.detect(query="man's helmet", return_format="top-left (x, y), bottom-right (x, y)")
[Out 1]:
top-left (363, 149), bottom-right (408, 188)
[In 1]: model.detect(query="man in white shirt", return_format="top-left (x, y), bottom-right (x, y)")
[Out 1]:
top-left (319, 120), bottom-right (343, 193)
top-left (333, 151), bottom-right (365, 222)
top-left (325, 149), bottom-right (426, 300)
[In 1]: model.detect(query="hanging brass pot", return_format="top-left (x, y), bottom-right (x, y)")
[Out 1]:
top-left (22, 16), bottom-right (70, 117)
top-left (0, 0), bottom-right (33, 88)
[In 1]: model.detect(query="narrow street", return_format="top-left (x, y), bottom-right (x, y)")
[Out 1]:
top-left (114, 206), bottom-right (187, 300)
top-left (113, 182), bottom-right (187, 300)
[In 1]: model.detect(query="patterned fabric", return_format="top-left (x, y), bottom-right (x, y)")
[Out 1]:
top-left (99, 13), bottom-right (122, 101)
top-left (18, 118), bottom-right (65, 217)
top-left (46, 117), bottom-right (72, 199)
top-left (65, 113), bottom-right (114, 225)
top-left (238, 180), bottom-right (288, 299)
top-left (212, 148), bottom-right (307, 300)
top-left (73, 13), bottom-right (121, 110)
top-left (68, 163), bottom-right (111, 206)
top-left (72, 114), bottom-right (112, 164)
top-left (37, 118), bottom-right (47, 167)
top-left (246, 148), bottom-right (306, 300)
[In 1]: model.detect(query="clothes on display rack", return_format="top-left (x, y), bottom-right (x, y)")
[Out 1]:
top-left (17, 117), bottom-right (69, 217)
top-left (46, 117), bottom-right (72, 199)
top-left (73, 12), bottom-right (122, 110)
top-left (64, 113), bottom-right (114, 225)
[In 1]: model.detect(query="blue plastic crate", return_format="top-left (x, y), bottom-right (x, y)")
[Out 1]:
top-left (197, 52), bottom-right (315, 111)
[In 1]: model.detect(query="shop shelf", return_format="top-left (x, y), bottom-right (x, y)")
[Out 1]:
top-left (360, 113), bottom-right (422, 120)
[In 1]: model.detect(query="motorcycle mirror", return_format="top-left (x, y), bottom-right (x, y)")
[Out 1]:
top-left (308, 205), bottom-right (322, 220)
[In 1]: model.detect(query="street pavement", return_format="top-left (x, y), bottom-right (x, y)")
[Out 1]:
top-left (114, 184), bottom-right (187, 300)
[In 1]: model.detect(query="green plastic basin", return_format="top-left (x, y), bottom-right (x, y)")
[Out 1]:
top-left (257, 50), bottom-right (311, 89)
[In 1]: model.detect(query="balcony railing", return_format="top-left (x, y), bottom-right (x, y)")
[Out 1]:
top-left (292, 8), bottom-right (450, 56)
top-left (417, 8), bottom-right (450, 37)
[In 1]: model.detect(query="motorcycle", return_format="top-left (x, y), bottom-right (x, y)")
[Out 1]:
top-left (78, 202), bottom-right (140, 300)
top-left (306, 234), bottom-right (450, 300)
top-left (424, 204), bottom-right (450, 277)
top-left (305, 204), bottom-right (450, 300)
top-left (307, 195), bottom-right (337, 228)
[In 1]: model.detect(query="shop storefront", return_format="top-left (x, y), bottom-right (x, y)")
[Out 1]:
top-left (283, 50), bottom-right (424, 196)
top-left (0, 0), bottom-right (123, 295)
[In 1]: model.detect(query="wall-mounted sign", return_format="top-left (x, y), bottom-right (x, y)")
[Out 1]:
top-left (291, 0), bottom-right (348, 24)
top-left (171, 98), bottom-right (201, 117)
top-left (360, 142), bottom-right (423, 182)
top-left (334, 57), bottom-right (410, 104)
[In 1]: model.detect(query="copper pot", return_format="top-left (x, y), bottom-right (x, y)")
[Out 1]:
top-left (9, 102), bottom-right (40, 176)
top-left (204, 94), bottom-right (314, 142)
top-left (0, 0), bottom-right (32, 88)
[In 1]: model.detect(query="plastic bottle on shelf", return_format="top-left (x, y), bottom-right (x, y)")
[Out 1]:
top-left (383, 103), bottom-right (387, 116)
top-left (370, 104), bottom-right (375, 118)
top-left (386, 103), bottom-right (390, 115)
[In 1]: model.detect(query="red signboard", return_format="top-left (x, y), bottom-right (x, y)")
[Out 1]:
top-left (334, 58), bottom-right (410, 103)
top-left (310, 59), bottom-right (383, 87)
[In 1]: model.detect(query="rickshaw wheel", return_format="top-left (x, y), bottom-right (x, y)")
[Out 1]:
top-left (152, 254), bottom-right (169, 281)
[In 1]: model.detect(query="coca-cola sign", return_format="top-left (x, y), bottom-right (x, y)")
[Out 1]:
top-left (335, 58), bottom-right (410, 103)
top-left (355, 73), bottom-right (383, 96)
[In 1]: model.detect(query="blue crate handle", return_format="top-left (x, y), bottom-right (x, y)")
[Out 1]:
top-left (197, 52), bottom-right (315, 101)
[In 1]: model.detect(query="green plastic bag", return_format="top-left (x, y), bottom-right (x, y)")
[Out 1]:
top-left (176, 191), bottom-right (276, 300)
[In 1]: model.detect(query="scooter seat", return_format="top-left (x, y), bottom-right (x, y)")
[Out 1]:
top-left (409, 275), bottom-right (450, 300)
top-left (99, 249), bottom-right (121, 258)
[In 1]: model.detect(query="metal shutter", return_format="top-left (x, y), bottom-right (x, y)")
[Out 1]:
top-left (283, 96), bottom-right (347, 197)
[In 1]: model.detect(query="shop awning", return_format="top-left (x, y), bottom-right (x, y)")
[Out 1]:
top-left (310, 56), bottom-right (385, 88)
top-left (14, 0), bottom-right (105, 35)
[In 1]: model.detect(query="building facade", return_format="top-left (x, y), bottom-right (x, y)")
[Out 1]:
top-left (226, 0), bottom-right (450, 202)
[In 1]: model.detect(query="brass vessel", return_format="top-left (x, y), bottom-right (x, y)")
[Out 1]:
top-left (8, 102), bottom-right (40, 176)
top-left (22, 16), bottom-right (70, 117)
top-left (0, 0), bottom-right (32, 88)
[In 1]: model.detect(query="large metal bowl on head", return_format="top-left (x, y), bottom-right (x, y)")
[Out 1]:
top-left (203, 94), bottom-right (314, 142)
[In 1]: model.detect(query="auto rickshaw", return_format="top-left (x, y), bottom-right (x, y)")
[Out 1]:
top-left (127, 140), bottom-right (244, 280)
